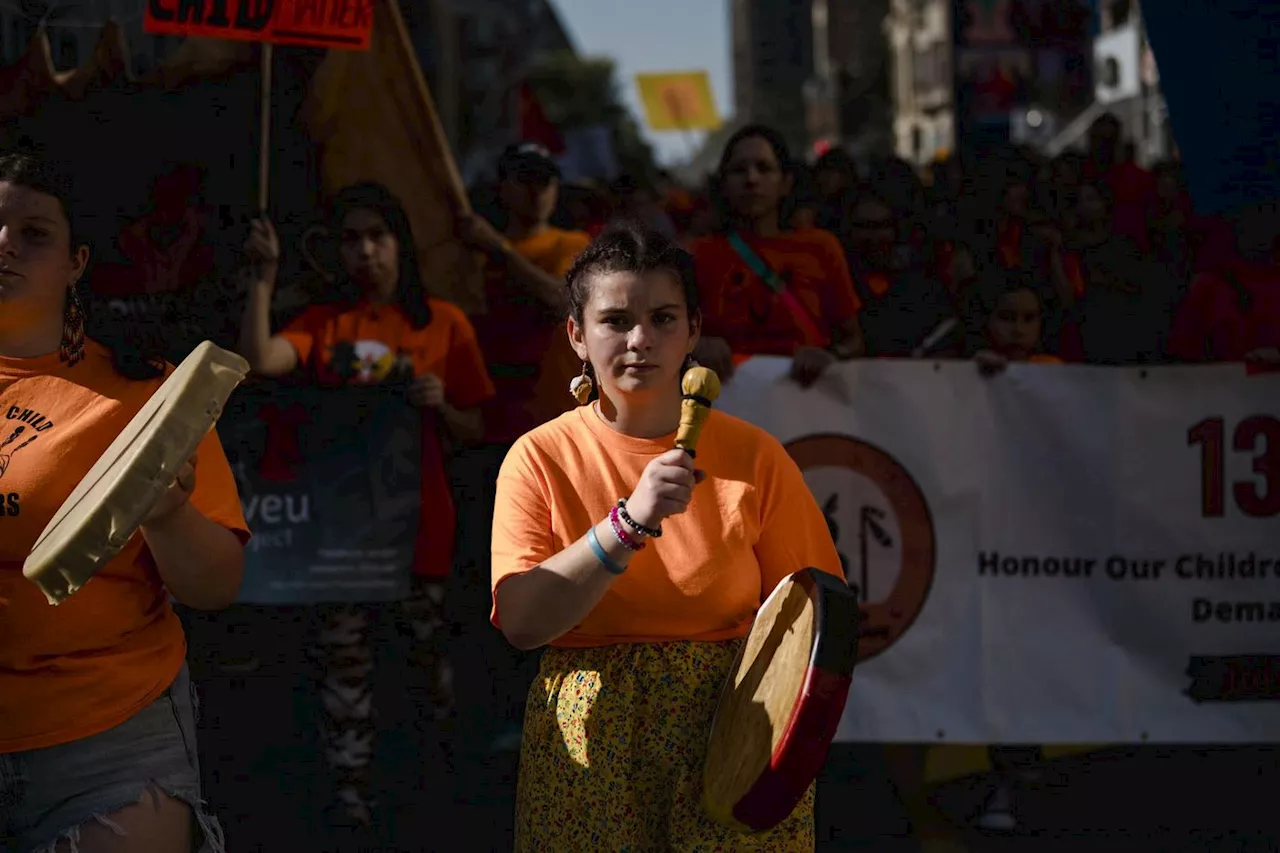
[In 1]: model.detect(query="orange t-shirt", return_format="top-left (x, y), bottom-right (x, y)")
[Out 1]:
top-left (490, 406), bottom-right (843, 647)
top-left (471, 227), bottom-right (592, 445)
top-left (0, 340), bottom-right (249, 753)
top-left (693, 229), bottom-right (863, 357)
top-left (278, 297), bottom-right (495, 578)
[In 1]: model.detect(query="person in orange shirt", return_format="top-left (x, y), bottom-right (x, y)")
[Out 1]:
top-left (458, 143), bottom-right (592, 447)
top-left (238, 182), bottom-right (495, 828)
top-left (490, 225), bottom-right (842, 850)
top-left (0, 151), bottom-right (248, 852)
top-left (692, 125), bottom-right (867, 386)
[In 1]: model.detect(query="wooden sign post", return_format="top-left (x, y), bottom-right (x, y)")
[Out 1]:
top-left (144, 0), bottom-right (376, 213)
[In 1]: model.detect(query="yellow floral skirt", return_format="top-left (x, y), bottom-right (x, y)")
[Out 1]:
top-left (514, 640), bottom-right (815, 852)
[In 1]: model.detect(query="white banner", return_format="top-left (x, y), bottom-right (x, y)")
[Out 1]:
top-left (717, 357), bottom-right (1280, 744)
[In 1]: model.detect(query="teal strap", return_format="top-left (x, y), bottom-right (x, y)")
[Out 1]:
top-left (586, 526), bottom-right (627, 576)
top-left (728, 232), bottom-right (785, 293)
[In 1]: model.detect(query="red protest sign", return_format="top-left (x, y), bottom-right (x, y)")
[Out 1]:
top-left (271, 0), bottom-right (374, 49)
top-left (144, 0), bottom-right (373, 51)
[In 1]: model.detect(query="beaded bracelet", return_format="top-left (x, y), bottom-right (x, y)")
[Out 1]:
top-left (608, 505), bottom-right (645, 551)
top-left (616, 498), bottom-right (662, 538)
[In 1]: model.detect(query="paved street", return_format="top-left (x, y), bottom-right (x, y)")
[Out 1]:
top-left (185, 605), bottom-right (1278, 852)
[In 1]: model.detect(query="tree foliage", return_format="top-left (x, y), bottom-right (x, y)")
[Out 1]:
top-left (526, 50), bottom-right (656, 178)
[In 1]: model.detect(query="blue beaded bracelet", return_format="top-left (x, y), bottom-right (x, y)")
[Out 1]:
top-left (586, 526), bottom-right (627, 576)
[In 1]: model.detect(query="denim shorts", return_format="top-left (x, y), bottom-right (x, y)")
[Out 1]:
top-left (0, 663), bottom-right (224, 853)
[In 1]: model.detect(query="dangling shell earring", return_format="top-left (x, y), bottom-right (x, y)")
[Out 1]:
top-left (569, 362), bottom-right (593, 405)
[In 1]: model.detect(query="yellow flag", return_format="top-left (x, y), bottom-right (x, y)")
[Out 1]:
top-left (635, 71), bottom-right (721, 131)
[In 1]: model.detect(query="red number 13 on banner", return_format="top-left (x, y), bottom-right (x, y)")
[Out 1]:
top-left (1187, 416), bottom-right (1280, 518)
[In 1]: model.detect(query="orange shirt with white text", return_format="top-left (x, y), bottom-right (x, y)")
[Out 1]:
top-left (0, 341), bottom-right (249, 753)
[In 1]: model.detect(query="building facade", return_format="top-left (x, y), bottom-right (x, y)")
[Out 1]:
top-left (731, 0), bottom-right (815, 157)
top-left (1092, 0), bottom-right (1170, 164)
top-left (886, 0), bottom-right (953, 165)
top-left (810, 0), bottom-right (894, 159)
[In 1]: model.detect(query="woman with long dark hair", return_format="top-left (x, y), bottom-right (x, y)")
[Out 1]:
top-left (691, 124), bottom-right (866, 385)
top-left (0, 149), bottom-right (248, 852)
top-left (237, 182), bottom-right (494, 827)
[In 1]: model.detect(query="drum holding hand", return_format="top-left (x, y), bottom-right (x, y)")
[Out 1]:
top-left (142, 454), bottom-right (197, 526)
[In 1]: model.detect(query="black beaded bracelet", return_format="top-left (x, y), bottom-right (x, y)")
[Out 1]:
top-left (616, 499), bottom-right (662, 538)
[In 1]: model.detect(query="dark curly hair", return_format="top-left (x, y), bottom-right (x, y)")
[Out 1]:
top-left (327, 182), bottom-right (433, 329)
top-left (564, 222), bottom-right (700, 327)
top-left (0, 148), bottom-right (165, 380)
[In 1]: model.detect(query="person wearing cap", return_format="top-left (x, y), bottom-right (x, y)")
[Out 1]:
top-left (453, 142), bottom-right (591, 772)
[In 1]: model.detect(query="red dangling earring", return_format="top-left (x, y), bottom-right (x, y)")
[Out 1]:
top-left (59, 286), bottom-right (85, 367)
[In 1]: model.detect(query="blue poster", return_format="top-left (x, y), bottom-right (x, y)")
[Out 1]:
top-left (223, 383), bottom-right (422, 604)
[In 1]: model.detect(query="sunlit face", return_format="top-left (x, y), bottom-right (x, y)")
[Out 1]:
top-left (0, 180), bottom-right (88, 333)
top-left (339, 208), bottom-right (399, 297)
top-left (987, 288), bottom-right (1043, 360)
top-left (568, 269), bottom-right (699, 401)
top-left (721, 136), bottom-right (792, 222)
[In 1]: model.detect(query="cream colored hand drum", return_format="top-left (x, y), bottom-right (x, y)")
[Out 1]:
top-left (702, 567), bottom-right (860, 833)
top-left (23, 341), bottom-right (250, 605)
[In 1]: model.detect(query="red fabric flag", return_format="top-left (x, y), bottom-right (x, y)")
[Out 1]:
top-left (518, 80), bottom-right (565, 155)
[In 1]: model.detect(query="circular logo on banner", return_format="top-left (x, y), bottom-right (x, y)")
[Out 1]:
top-left (785, 434), bottom-right (937, 662)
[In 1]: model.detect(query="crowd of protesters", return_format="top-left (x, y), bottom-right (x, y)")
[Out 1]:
top-left (4, 105), bottom-right (1275, 853)
top-left (226, 114), bottom-right (1276, 843)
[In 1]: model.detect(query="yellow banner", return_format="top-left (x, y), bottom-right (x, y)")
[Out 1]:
top-left (635, 71), bottom-right (721, 131)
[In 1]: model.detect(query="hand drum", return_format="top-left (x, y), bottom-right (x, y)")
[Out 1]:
top-left (23, 341), bottom-right (249, 604)
top-left (702, 568), bottom-right (860, 833)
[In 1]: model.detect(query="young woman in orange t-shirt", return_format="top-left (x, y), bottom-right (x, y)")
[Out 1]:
top-left (691, 125), bottom-right (867, 386)
top-left (490, 225), bottom-right (843, 850)
top-left (238, 183), bottom-right (495, 827)
top-left (0, 151), bottom-right (248, 852)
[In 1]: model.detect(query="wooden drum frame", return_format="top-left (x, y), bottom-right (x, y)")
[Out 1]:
top-left (703, 567), bottom-right (860, 833)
